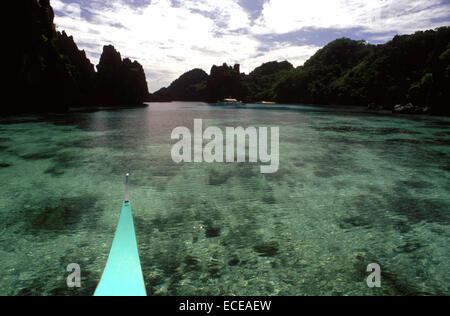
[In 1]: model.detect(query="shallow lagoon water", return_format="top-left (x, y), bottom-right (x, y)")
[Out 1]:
top-left (0, 102), bottom-right (449, 296)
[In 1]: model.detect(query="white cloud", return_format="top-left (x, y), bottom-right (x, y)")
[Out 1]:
top-left (52, 0), bottom-right (450, 92)
top-left (52, 0), bottom-right (82, 19)
top-left (253, 0), bottom-right (450, 34)
top-left (181, 0), bottom-right (251, 30)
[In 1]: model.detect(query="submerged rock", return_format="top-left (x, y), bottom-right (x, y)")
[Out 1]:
top-left (208, 169), bottom-right (232, 185)
top-left (205, 225), bottom-right (221, 238)
top-left (253, 241), bottom-right (279, 257)
top-left (228, 256), bottom-right (240, 266)
top-left (395, 242), bottom-right (422, 254)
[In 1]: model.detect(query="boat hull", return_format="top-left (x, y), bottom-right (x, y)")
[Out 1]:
top-left (94, 201), bottom-right (146, 296)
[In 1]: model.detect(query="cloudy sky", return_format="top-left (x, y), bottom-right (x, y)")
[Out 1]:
top-left (52, 0), bottom-right (450, 92)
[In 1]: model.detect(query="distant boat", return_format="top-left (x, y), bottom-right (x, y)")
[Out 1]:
top-left (217, 98), bottom-right (243, 106)
top-left (261, 101), bottom-right (276, 105)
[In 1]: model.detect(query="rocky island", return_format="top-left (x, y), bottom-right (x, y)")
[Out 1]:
top-left (5, 0), bottom-right (149, 115)
top-left (150, 29), bottom-right (450, 116)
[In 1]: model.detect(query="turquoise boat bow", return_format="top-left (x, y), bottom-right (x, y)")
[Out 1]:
top-left (94, 174), bottom-right (147, 296)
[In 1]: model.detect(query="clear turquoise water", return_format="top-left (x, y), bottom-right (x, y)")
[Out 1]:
top-left (0, 102), bottom-right (449, 296)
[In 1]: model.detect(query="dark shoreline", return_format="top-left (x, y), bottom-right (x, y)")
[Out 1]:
top-left (0, 104), bottom-right (149, 118)
top-left (146, 101), bottom-right (450, 117)
top-left (68, 104), bottom-right (149, 113)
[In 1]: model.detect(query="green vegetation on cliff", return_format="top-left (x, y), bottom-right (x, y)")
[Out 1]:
top-left (150, 69), bottom-right (208, 102)
top-left (151, 27), bottom-right (449, 115)
top-left (151, 61), bottom-right (293, 103)
top-left (246, 61), bottom-right (294, 102)
top-left (275, 28), bottom-right (450, 114)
